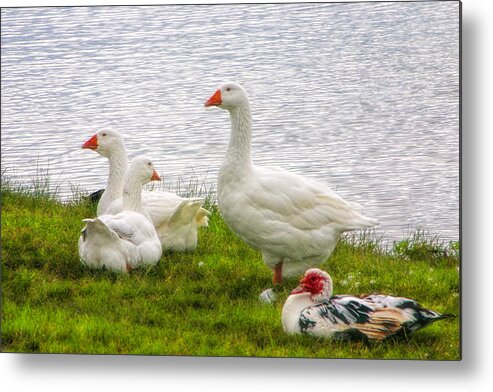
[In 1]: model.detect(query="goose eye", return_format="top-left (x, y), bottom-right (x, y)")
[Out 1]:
top-left (102, 133), bottom-right (107, 137)
top-left (226, 87), bottom-right (231, 92)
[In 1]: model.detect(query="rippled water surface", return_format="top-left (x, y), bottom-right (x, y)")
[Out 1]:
top-left (1, 2), bottom-right (460, 244)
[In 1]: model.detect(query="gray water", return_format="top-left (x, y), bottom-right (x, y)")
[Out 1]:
top-left (1, 2), bottom-right (460, 245)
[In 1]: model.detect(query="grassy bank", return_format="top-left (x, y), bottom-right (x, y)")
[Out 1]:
top-left (1, 180), bottom-right (460, 359)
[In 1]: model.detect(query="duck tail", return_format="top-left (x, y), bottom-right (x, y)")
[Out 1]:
top-left (407, 307), bottom-right (455, 333)
top-left (419, 305), bottom-right (455, 319)
top-left (427, 311), bottom-right (456, 321)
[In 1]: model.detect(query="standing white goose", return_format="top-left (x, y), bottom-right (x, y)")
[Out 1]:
top-left (205, 82), bottom-right (378, 286)
top-left (81, 129), bottom-right (210, 252)
top-left (78, 156), bottom-right (163, 273)
top-left (282, 268), bottom-right (452, 340)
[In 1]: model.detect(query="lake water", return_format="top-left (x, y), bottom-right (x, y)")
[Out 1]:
top-left (1, 2), bottom-right (460, 245)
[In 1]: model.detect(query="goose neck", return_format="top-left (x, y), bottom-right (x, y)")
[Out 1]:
top-left (122, 176), bottom-right (145, 215)
top-left (107, 150), bottom-right (128, 190)
top-left (97, 150), bottom-right (129, 215)
top-left (226, 104), bottom-right (253, 168)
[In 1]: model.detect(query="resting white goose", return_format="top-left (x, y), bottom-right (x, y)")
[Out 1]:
top-left (78, 156), bottom-right (163, 273)
top-left (81, 129), bottom-right (210, 252)
top-left (282, 268), bottom-right (452, 340)
top-left (205, 82), bottom-right (378, 285)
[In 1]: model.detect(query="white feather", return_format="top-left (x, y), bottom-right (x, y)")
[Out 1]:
top-left (81, 129), bottom-right (210, 252)
top-left (78, 156), bottom-right (163, 272)
top-left (207, 82), bottom-right (377, 281)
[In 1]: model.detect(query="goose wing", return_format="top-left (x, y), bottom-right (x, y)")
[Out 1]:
top-left (248, 166), bottom-right (377, 232)
top-left (98, 211), bottom-right (155, 246)
top-left (142, 190), bottom-right (207, 227)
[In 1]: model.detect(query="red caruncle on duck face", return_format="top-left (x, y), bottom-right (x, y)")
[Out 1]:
top-left (300, 272), bottom-right (325, 295)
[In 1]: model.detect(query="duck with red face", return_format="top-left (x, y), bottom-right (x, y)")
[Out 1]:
top-left (282, 268), bottom-right (453, 340)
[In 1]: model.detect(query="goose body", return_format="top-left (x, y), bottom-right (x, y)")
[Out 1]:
top-left (282, 268), bottom-right (452, 340)
top-left (205, 82), bottom-right (377, 284)
top-left (78, 156), bottom-right (163, 272)
top-left (81, 129), bottom-right (210, 252)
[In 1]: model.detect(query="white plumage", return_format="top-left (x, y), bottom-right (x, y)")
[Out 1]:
top-left (205, 82), bottom-right (378, 284)
top-left (78, 156), bottom-right (163, 272)
top-left (81, 129), bottom-right (210, 252)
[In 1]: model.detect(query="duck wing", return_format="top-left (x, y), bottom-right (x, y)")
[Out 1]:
top-left (300, 294), bottom-right (451, 340)
top-left (299, 296), bottom-right (392, 340)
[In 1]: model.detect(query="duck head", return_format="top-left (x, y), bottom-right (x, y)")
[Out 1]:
top-left (291, 268), bottom-right (333, 303)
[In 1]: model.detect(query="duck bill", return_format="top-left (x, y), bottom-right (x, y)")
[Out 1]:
top-left (204, 89), bottom-right (222, 107)
top-left (291, 285), bottom-right (304, 295)
top-left (81, 134), bottom-right (98, 150)
top-left (151, 170), bottom-right (161, 181)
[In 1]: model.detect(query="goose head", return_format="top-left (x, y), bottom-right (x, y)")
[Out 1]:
top-left (291, 268), bottom-right (333, 303)
top-left (127, 156), bottom-right (162, 185)
top-left (204, 82), bottom-right (249, 110)
top-left (81, 129), bottom-right (125, 158)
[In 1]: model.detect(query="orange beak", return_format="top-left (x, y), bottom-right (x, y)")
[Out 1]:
top-left (151, 169), bottom-right (161, 181)
top-left (204, 89), bottom-right (222, 107)
top-left (81, 134), bottom-right (98, 150)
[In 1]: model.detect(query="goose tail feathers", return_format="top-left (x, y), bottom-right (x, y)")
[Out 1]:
top-left (168, 200), bottom-right (204, 227)
top-left (81, 218), bottom-right (119, 243)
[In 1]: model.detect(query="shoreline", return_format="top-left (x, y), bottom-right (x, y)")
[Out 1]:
top-left (1, 172), bottom-right (460, 251)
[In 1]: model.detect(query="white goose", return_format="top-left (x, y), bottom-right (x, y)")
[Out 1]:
top-left (78, 156), bottom-right (163, 273)
top-left (282, 268), bottom-right (452, 340)
top-left (81, 129), bottom-right (210, 252)
top-left (205, 82), bottom-right (378, 286)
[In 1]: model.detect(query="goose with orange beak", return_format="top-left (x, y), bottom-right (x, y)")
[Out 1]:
top-left (78, 156), bottom-right (163, 273)
top-left (80, 129), bottom-right (210, 252)
top-left (205, 82), bottom-right (377, 301)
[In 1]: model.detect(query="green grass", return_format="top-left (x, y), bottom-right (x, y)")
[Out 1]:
top-left (0, 177), bottom-right (460, 359)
